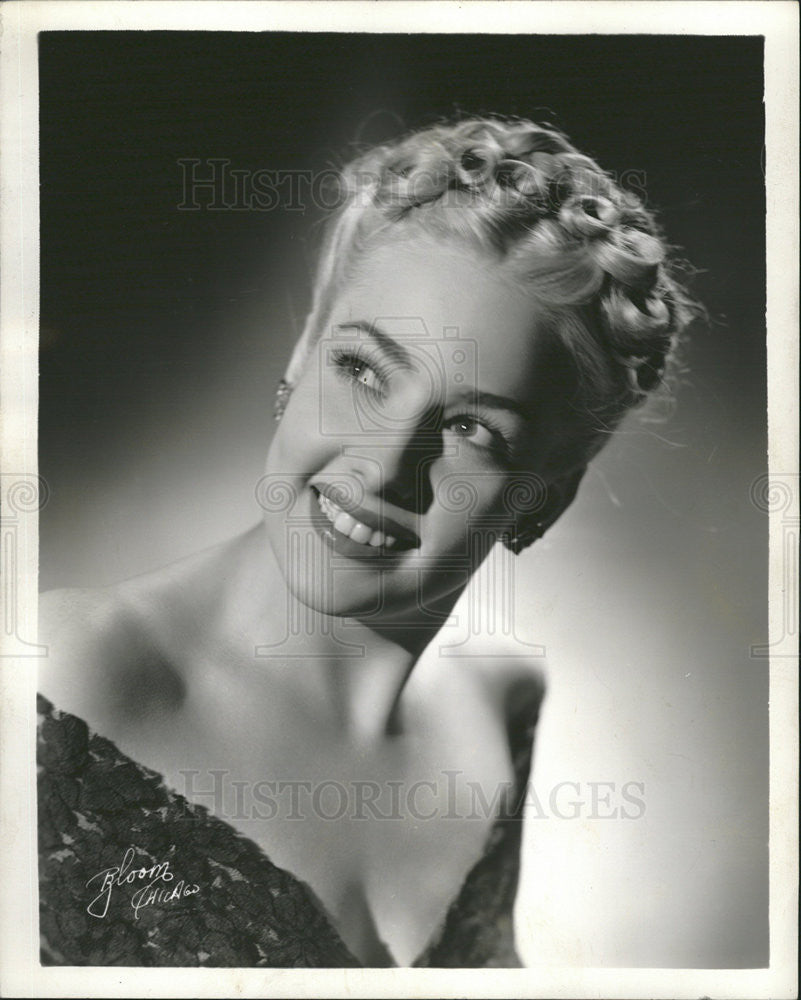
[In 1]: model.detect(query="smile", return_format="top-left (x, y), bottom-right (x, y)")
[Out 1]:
top-left (315, 490), bottom-right (397, 549)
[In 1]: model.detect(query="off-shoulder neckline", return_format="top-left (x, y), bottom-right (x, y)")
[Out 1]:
top-left (37, 691), bottom-right (539, 967)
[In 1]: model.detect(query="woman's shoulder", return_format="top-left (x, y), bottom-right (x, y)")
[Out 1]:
top-left (37, 579), bottom-right (186, 736)
top-left (464, 651), bottom-right (547, 787)
top-left (36, 533), bottom-right (254, 735)
top-left (39, 583), bottom-right (142, 672)
top-left (471, 651), bottom-right (547, 729)
top-left (425, 650), bottom-right (545, 788)
top-left (495, 657), bottom-right (546, 779)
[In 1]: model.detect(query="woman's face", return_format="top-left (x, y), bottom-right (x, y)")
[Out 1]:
top-left (263, 234), bottom-right (586, 623)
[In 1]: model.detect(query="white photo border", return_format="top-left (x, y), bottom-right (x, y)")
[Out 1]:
top-left (1, 2), bottom-right (797, 997)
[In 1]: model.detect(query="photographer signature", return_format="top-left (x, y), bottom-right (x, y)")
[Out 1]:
top-left (86, 846), bottom-right (200, 920)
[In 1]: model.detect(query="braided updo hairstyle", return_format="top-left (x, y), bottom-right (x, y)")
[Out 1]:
top-left (285, 116), bottom-right (694, 467)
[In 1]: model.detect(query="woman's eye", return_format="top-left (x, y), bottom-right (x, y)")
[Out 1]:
top-left (333, 353), bottom-right (384, 392)
top-left (349, 360), bottom-right (381, 390)
top-left (445, 417), bottom-right (497, 450)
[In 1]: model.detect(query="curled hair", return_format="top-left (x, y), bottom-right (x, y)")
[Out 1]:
top-left (287, 116), bottom-right (696, 460)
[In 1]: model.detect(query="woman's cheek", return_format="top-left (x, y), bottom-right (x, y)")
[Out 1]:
top-left (268, 398), bottom-right (329, 479)
top-left (433, 457), bottom-right (511, 512)
top-left (424, 484), bottom-right (507, 559)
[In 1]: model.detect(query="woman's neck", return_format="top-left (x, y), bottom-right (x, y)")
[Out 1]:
top-left (218, 524), bottom-right (461, 744)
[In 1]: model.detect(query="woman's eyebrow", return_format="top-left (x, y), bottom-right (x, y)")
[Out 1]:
top-left (453, 388), bottom-right (534, 423)
top-left (334, 321), bottom-right (415, 370)
top-left (335, 322), bottom-right (533, 421)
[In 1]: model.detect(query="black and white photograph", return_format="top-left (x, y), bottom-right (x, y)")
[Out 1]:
top-left (0, 2), bottom-right (797, 997)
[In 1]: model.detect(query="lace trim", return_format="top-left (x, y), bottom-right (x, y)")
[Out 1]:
top-left (37, 690), bottom-right (538, 967)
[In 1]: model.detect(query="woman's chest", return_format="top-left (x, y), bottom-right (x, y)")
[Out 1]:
top-left (140, 679), bottom-right (518, 965)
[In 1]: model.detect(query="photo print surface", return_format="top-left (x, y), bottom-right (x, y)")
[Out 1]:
top-left (35, 29), bottom-right (768, 971)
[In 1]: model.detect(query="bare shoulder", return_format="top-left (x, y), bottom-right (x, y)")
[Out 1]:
top-left (36, 532), bottom-right (257, 734)
top-left (38, 583), bottom-right (185, 734)
top-left (472, 651), bottom-right (548, 738)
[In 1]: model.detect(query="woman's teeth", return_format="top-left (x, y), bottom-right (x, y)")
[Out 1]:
top-left (316, 490), bottom-right (396, 549)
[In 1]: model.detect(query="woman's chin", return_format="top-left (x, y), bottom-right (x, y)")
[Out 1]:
top-left (262, 482), bottom-right (474, 625)
top-left (282, 575), bottom-right (409, 622)
top-left (281, 565), bottom-right (469, 629)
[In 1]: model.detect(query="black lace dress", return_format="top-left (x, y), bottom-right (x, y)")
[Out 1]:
top-left (37, 691), bottom-right (538, 967)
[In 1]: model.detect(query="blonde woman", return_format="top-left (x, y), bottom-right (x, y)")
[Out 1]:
top-left (38, 116), bottom-right (692, 968)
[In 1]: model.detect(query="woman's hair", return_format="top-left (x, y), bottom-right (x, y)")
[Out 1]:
top-left (286, 116), bottom-right (696, 466)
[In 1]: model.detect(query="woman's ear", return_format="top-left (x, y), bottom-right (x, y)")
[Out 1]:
top-left (540, 465), bottom-right (587, 531)
top-left (283, 327), bottom-right (315, 387)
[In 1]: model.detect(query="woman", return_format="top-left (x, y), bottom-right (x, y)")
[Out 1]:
top-left (37, 116), bottom-right (692, 967)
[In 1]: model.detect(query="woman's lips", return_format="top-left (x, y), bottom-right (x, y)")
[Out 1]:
top-left (309, 483), bottom-right (419, 555)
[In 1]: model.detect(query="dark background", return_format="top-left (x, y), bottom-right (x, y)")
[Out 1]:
top-left (38, 32), bottom-right (767, 967)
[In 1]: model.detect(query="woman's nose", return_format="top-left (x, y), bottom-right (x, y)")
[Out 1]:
top-left (341, 379), bottom-right (441, 510)
top-left (343, 429), bottom-right (441, 512)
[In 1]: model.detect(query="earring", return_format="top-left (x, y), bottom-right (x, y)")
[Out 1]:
top-left (504, 521), bottom-right (544, 555)
top-left (274, 378), bottom-right (293, 421)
